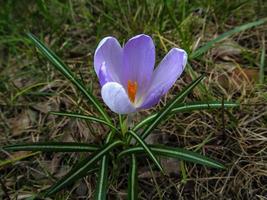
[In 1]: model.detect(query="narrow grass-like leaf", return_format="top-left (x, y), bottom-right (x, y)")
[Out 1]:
top-left (118, 145), bottom-right (224, 169)
top-left (133, 101), bottom-right (238, 131)
top-left (3, 142), bottom-right (99, 152)
top-left (191, 18), bottom-right (267, 59)
top-left (45, 140), bottom-right (123, 197)
top-left (0, 152), bottom-right (40, 169)
top-left (11, 82), bottom-right (49, 102)
top-left (50, 111), bottom-right (118, 132)
top-left (94, 154), bottom-right (109, 200)
top-left (94, 132), bottom-right (114, 200)
top-left (140, 75), bottom-right (205, 140)
top-left (128, 130), bottom-right (163, 172)
top-left (259, 36), bottom-right (265, 84)
top-left (26, 33), bottom-right (111, 123)
top-left (128, 154), bottom-right (138, 200)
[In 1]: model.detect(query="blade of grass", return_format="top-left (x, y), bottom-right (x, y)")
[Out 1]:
top-left (94, 132), bottom-right (114, 200)
top-left (133, 101), bottom-right (238, 131)
top-left (11, 82), bottom-right (49, 102)
top-left (128, 130), bottom-right (163, 172)
top-left (180, 161), bottom-right (187, 184)
top-left (0, 152), bottom-right (40, 169)
top-left (118, 145), bottom-right (225, 169)
top-left (26, 33), bottom-right (111, 123)
top-left (128, 154), bottom-right (138, 200)
top-left (140, 75), bottom-right (205, 140)
top-left (191, 18), bottom-right (267, 59)
top-left (260, 35), bottom-right (265, 84)
top-left (94, 154), bottom-right (109, 200)
top-left (50, 111), bottom-right (119, 132)
top-left (3, 142), bottom-right (99, 152)
top-left (44, 140), bottom-right (123, 197)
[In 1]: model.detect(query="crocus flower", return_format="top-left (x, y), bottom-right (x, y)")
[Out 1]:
top-left (94, 34), bottom-right (187, 114)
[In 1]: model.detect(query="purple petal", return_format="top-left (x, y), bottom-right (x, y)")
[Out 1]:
top-left (138, 89), bottom-right (164, 109)
top-left (101, 82), bottom-right (136, 114)
top-left (122, 34), bottom-right (155, 97)
top-left (140, 48), bottom-right (187, 109)
top-left (98, 62), bottom-right (111, 86)
top-left (94, 37), bottom-right (123, 85)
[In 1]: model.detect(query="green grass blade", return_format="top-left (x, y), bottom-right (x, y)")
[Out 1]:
top-left (26, 33), bottom-right (111, 123)
top-left (128, 130), bottom-right (163, 172)
top-left (0, 152), bottom-right (40, 169)
top-left (118, 145), bottom-right (224, 169)
top-left (133, 101), bottom-right (238, 131)
top-left (128, 154), bottom-right (138, 200)
top-left (3, 142), bottom-right (99, 152)
top-left (140, 75), bottom-right (205, 140)
top-left (191, 18), bottom-right (267, 59)
top-left (259, 36), bottom-right (265, 84)
top-left (50, 111), bottom-right (119, 132)
top-left (11, 82), bottom-right (49, 102)
top-left (44, 140), bottom-right (123, 197)
top-left (94, 132), bottom-right (114, 200)
top-left (94, 155), bottom-right (109, 200)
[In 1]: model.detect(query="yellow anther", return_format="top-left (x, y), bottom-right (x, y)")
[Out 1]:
top-left (127, 80), bottom-right (138, 103)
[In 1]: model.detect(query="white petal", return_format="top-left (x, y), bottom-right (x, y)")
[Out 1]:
top-left (101, 82), bottom-right (136, 114)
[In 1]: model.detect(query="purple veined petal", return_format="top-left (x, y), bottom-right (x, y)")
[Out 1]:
top-left (122, 34), bottom-right (155, 98)
top-left (94, 37), bottom-right (123, 84)
top-left (140, 48), bottom-right (187, 109)
top-left (138, 88), bottom-right (164, 109)
top-left (101, 82), bottom-right (136, 114)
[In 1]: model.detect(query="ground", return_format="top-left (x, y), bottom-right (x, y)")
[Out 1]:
top-left (0, 0), bottom-right (266, 199)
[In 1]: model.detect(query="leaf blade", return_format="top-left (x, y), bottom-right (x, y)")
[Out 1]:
top-left (118, 145), bottom-right (225, 169)
top-left (50, 111), bottom-right (119, 132)
top-left (94, 132), bottom-right (114, 200)
top-left (3, 142), bottom-right (99, 152)
top-left (133, 101), bottom-right (238, 131)
top-left (128, 154), bottom-right (138, 200)
top-left (45, 140), bottom-right (123, 197)
top-left (191, 18), bottom-right (267, 59)
top-left (140, 75), bottom-right (205, 140)
top-left (0, 152), bottom-right (40, 169)
top-left (26, 33), bottom-right (111, 123)
top-left (128, 130), bottom-right (163, 172)
top-left (94, 155), bottom-right (109, 200)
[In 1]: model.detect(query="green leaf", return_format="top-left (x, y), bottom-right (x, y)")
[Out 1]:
top-left (11, 82), bottom-right (49, 102)
top-left (0, 152), bottom-right (40, 169)
top-left (3, 142), bottom-right (99, 152)
top-left (94, 132), bottom-right (114, 200)
top-left (128, 154), bottom-right (138, 200)
top-left (44, 140), bottom-right (123, 197)
top-left (133, 101), bottom-right (239, 131)
top-left (191, 18), bottom-right (267, 59)
top-left (128, 130), bottom-right (163, 172)
top-left (140, 75), bottom-right (205, 140)
top-left (118, 145), bottom-right (224, 169)
top-left (94, 155), bottom-right (109, 200)
top-left (50, 111), bottom-right (118, 132)
top-left (259, 36), bottom-right (265, 84)
top-left (26, 33), bottom-right (111, 123)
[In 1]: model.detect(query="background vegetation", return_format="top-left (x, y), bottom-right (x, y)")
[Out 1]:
top-left (0, 0), bottom-right (266, 199)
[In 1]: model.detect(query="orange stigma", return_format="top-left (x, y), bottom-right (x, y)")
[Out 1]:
top-left (127, 80), bottom-right (138, 103)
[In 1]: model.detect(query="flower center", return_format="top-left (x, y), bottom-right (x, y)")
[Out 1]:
top-left (127, 80), bottom-right (138, 103)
